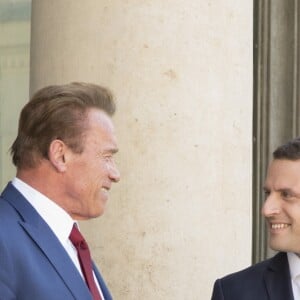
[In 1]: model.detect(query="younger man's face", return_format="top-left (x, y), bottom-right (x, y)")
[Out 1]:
top-left (262, 159), bottom-right (300, 254)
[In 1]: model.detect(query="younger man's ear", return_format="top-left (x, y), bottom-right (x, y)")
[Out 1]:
top-left (48, 139), bottom-right (67, 172)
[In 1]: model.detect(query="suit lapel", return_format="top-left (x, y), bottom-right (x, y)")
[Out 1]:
top-left (21, 222), bottom-right (93, 300)
top-left (264, 252), bottom-right (294, 300)
top-left (2, 183), bottom-right (93, 300)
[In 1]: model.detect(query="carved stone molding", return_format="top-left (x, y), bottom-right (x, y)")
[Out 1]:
top-left (253, 0), bottom-right (271, 264)
top-left (253, 0), bottom-right (300, 263)
top-left (0, 54), bottom-right (29, 70)
top-left (0, 45), bottom-right (29, 70)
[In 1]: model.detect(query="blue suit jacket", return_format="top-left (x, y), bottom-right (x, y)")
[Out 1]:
top-left (211, 252), bottom-right (294, 300)
top-left (0, 183), bottom-right (113, 300)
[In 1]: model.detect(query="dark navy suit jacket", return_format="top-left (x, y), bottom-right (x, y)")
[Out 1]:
top-left (211, 252), bottom-right (294, 300)
top-left (0, 182), bottom-right (113, 300)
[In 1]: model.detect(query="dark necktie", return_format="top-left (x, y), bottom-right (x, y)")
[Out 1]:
top-left (69, 224), bottom-right (102, 300)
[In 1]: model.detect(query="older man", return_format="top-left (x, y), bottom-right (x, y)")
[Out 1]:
top-left (0, 83), bottom-right (120, 300)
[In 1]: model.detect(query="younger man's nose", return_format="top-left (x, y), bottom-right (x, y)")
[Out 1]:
top-left (261, 194), bottom-right (280, 217)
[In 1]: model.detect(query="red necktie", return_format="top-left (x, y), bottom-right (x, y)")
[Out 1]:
top-left (69, 224), bottom-right (102, 300)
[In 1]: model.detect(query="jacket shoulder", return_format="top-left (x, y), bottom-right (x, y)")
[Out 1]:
top-left (221, 255), bottom-right (275, 282)
top-left (211, 253), bottom-right (288, 300)
top-left (220, 252), bottom-right (287, 283)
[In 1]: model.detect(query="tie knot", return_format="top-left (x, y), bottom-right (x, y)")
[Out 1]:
top-left (69, 224), bottom-right (88, 250)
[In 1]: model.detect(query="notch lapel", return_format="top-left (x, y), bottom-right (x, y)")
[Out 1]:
top-left (21, 221), bottom-right (93, 300)
top-left (264, 252), bottom-right (294, 300)
top-left (2, 183), bottom-right (93, 300)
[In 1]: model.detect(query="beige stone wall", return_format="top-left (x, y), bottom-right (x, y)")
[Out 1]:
top-left (30, 1), bottom-right (253, 299)
top-left (0, 0), bottom-right (31, 188)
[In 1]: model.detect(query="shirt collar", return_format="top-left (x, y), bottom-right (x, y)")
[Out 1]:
top-left (287, 252), bottom-right (300, 279)
top-left (12, 177), bottom-right (75, 246)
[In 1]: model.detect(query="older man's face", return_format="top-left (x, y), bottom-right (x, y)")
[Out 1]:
top-left (63, 108), bottom-right (120, 220)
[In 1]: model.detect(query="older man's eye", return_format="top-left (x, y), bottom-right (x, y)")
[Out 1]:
top-left (281, 190), bottom-right (292, 199)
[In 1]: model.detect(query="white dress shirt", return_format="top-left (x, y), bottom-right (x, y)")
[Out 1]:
top-left (12, 177), bottom-right (104, 299)
top-left (288, 252), bottom-right (300, 300)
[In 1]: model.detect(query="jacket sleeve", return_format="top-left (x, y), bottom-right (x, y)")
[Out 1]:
top-left (211, 279), bottom-right (225, 300)
top-left (0, 238), bottom-right (16, 300)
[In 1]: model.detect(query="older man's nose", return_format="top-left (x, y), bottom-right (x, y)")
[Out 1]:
top-left (109, 163), bottom-right (120, 183)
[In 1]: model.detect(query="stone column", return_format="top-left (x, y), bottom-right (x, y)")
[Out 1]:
top-left (30, 1), bottom-right (253, 299)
